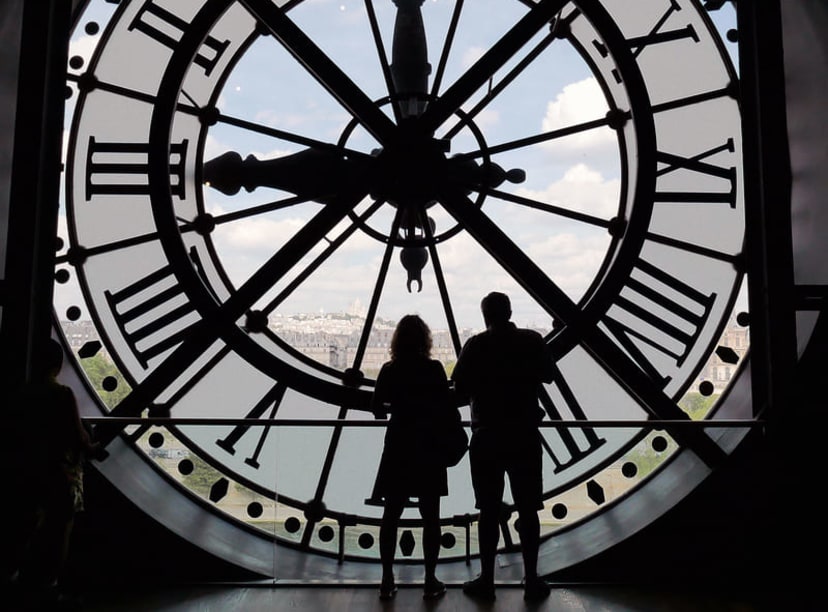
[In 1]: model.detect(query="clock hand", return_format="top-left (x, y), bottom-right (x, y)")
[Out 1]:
top-left (94, 187), bottom-right (368, 447)
top-left (203, 146), bottom-right (523, 202)
top-left (436, 183), bottom-right (727, 468)
top-left (390, 0), bottom-right (430, 119)
top-left (203, 148), bottom-right (370, 201)
top-left (239, 0), bottom-right (396, 145)
top-left (420, 0), bottom-right (565, 134)
top-left (446, 156), bottom-right (526, 191)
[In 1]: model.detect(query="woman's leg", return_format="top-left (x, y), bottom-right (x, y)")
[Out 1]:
top-left (379, 494), bottom-right (406, 583)
top-left (417, 494), bottom-right (440, 581)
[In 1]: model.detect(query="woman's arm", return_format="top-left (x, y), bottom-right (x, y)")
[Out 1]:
top-left (370, 362), bottom-right (393, 419)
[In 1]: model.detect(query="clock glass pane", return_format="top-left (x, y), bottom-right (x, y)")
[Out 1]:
top-left (55, 0), bottom-right (748, 573)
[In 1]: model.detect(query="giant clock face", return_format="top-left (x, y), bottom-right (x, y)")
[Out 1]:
top-left (55, 0), bottom-right (748, 577)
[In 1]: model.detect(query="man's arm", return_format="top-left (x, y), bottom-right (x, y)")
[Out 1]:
top-left (523, 330), bottom-right (554, 384)
top-left (450, 337), bottom-right (474, 397)
top-left (538, 336), bottom-right (555, 383)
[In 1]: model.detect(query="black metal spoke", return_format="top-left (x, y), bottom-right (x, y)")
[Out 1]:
top-left (363, 0), bottom-right (402, 124)
top-left (259, 199), bottom-right (386, 316)
top-left (442, 28), bottom-right (557, 140)
top-left (419, 0), bottom-right (565, 134)
top-left (435, 183), bottom-right (727, 468)
top-left (67, 73), bottom-right (175, 110)
top-left (418, 207), bottom-right (462, 356)
top-left (240, 0), bottom-right (397, 144)
top-left (56, 231), bottom-right (163, 263)
top-left (221, 197), bottom-right (364, 322)
top-left (66, 74), bottom-right (370, 160)
top-left (645, 231), bottom-right (741, 264)
top-left (95, 190), bottom-right (366, 446)
top-left (429, 0), bottom-right (464, 99)
top-left (453, 114), bottom-right (622, 161)
top-left (437, 187), bottom-right (573, 322)
top-left (352, 210), bottom-right (404, 371)
top-left (651, 86), bottom-right (734, 115)
top-left (215, 113), bottom-right (371, 160)
top-left (55, 196), bottom-right (316, 265)
top-left (301, 405), bottom-right (347, 548)
top-left (480, 186), bottom-right (614, 230)
top-left (206, 193), bottom-right (318, 226)
top-left (297, 210), bottom-right (403, 547)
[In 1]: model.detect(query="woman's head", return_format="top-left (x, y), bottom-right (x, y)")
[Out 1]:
top-left (390, 314), bottom-right (432, 360)
top-left (35, 337), bottom-right (64, 379)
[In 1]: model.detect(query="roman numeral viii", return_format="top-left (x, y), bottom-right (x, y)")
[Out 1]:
top-left (105, 264), bottom-right (200, 368)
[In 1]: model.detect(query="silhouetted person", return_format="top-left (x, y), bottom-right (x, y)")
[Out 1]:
top-left (370, 314), bottom-right (450, 600)
top-left (451, 292), bottom-right (554, 601)
top-left (6, 338), bottom-right (96, 607)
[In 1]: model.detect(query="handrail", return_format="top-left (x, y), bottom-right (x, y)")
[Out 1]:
top-left (81, 417), bottom-right (764, 428)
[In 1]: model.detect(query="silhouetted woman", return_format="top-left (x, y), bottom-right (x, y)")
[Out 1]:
top-left (370, 314), bottom-right (450, 600)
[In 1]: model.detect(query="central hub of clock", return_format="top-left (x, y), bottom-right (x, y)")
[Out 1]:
top-left (371, 125), bottom-right (449, 209)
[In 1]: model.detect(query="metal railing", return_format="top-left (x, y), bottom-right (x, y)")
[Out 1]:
top-left (80, 415), bottom-right (762, 565)
top-left (82, 417), bottom-right (763, 427)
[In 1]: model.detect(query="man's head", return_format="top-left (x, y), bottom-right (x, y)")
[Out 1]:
top-left (481, 292), bottom-right (511, 328)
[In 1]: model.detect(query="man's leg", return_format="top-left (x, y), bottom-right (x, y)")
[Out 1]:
top-left (507, 431), bottom-right (549, 601)
top-left (477, 503), bottom-right (500, 582)
top-left (516, 503), bottom-right (540, 579)
top-left (465, 432), bottom-right (501, 600)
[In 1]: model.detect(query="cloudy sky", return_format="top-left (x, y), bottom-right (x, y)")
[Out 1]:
top-left (58, 0), bottom-right (740, 334)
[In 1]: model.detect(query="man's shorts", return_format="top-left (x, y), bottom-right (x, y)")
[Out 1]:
top-left (469, 427), bottom-right (543, 511)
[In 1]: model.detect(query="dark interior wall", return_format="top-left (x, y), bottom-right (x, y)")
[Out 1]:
top-left (66, 467), bottom-right (261, 585)
top-left (785, 0), bottom-right (828, 291)
top-left (0, 0), bottom-right (23, 277)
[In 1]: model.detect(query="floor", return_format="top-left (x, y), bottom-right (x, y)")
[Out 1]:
top-left (8, 581), bottom-right (821, 612)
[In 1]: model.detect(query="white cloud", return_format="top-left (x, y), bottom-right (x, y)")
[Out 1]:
top-left (527, 232), bottom-right (609, 300)
top-left (462, 46), bottom-right (487, 69)
top-left (471, 108), bottom-right (500, 131)
top-left (219, 215), bottom-right (309, 253)
top-left (541, 77), bottom-right (617, 160)
top-left (516, 163), bottom-right (621, 219)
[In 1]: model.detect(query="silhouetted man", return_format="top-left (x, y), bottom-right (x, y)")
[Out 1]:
top-left (451, 292), bottom-right (554, 601)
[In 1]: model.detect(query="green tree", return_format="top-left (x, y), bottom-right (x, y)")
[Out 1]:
top-left (679, 392), bottom-right (719, 420)
top-left (182, 454), bottom-right (224, 497)
top-left (626, 438), bottom-right (678, 478)
top-left (79, 353), bottom-right (131, 408)
top-left (626, 392), bottom-right (719, 479)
